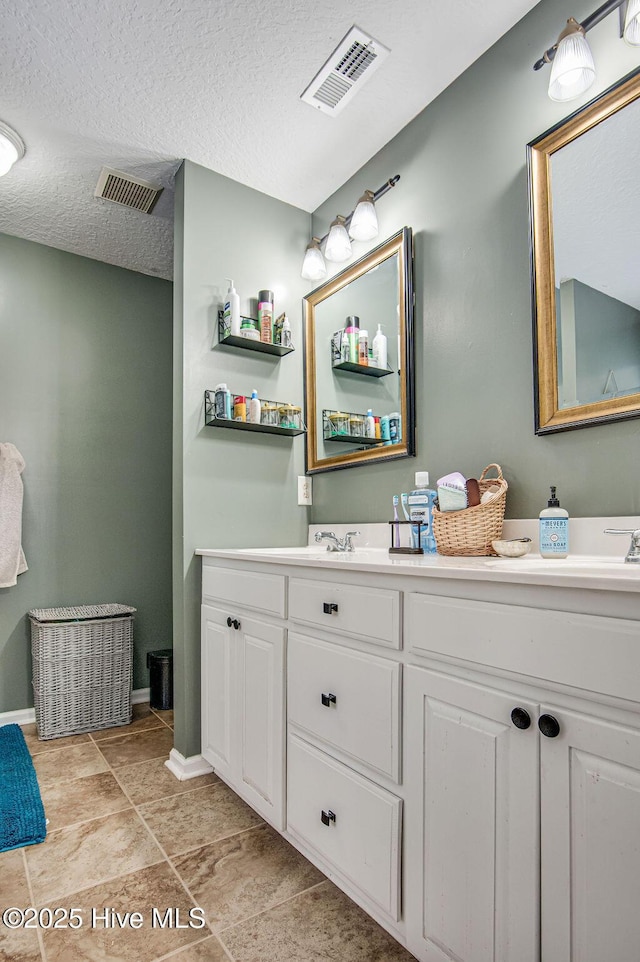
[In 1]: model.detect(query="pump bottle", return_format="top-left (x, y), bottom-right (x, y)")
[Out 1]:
top-left (372, 324), bottom-right (388, 369)
top-left (539, 486), bottom-right (569, 558)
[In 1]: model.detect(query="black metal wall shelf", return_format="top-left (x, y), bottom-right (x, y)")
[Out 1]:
top-left (217, 310), bottom-right (294, 357)
top-left (205, 390), bottom-right (305, 438)
top-left (332, 360), bottom-right (393, 378)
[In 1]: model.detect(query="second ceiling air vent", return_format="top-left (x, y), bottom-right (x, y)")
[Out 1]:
top-left (300, 26), bottom-right (390, 117)
top-left (94, 167), bottom-right (163, 213)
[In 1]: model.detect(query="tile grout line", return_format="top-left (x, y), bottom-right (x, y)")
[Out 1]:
top-left (215, 878), bottom-right (331, 938)
top-left (20, 846), bottom-right (48, 962)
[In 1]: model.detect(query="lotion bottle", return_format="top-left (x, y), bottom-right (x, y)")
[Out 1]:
top-left (372, 324), bottom-right (387, 369)
top-left (249, 389), bottom-right (261, 424)
top-left (224, 279), bottom-right (241, 336)
top-left (539, 486), bottom-right (569, 558)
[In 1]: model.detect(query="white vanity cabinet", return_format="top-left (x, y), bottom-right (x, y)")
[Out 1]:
top-left (198, 548), bottom-right (640, 962)
top-left (404, 591), bottom-right (640, 962)
top-left (200, 565), bottom-right (286, 829)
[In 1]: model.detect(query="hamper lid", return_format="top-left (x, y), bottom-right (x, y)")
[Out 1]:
top-left (28, 604), bottom-right (136, 623)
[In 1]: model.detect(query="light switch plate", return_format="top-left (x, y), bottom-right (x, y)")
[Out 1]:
top-left (298, 475), bottom-right (312, 505)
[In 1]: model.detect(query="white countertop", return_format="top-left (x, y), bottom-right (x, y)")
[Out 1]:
top-left (196, 544), bottom-right (640, 592)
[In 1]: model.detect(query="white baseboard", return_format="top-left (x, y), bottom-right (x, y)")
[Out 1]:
top-left (0, 687), bottom-right (152, 728)
top-left (165, 748), bottom-right (214, 781)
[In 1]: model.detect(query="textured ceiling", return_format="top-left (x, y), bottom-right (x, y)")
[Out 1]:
top-left (0, 0), bottom-right (541, 279)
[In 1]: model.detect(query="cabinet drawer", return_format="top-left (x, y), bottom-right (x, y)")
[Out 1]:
top-left (289, 578), bottom-right (400, 649)
top-left (287, 734), bottom-right (401, 920)
top-left (288, 633), bottom-right (401, 782)
top-left (202, 564), bottom-right (285, 618)
top-left (407, 593), bottom-right (640, 704)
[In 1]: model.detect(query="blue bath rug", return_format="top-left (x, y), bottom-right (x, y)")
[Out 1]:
top-left (0, 724), bottom-right (47, 852)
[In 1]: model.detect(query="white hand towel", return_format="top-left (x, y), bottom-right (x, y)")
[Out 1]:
top-left (0, 443), bottom-right (28, 587)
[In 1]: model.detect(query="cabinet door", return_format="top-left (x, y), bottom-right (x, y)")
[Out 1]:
top-left (201, 604), bottom-right (235, 781)
top-left (540, 706), bottom-right (640, 962)
top-left (238, 615), bottom-right (286, 830)
top-left (405, 666), bottom-right (538, 962)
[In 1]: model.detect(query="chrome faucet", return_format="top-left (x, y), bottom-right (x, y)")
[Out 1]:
top-left (314, 530), bottom-right (361, 552)
top-left (604, 528), bottom-right (640, 563)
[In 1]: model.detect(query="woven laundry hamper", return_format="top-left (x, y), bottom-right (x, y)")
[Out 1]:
top-left (29, 604), bottom-right (135, 739)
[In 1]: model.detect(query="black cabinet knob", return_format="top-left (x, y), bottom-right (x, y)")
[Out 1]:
top-left (226, 617), bottom-right (240, 630)
top-left (321, 692), bottom-right (337, 708)
top-left (226, 616), bottom-right (233, 627)
top-left (511, 707), bottom-right (531, 730)
top-left (323, 602), bottom-right (339, 615)
top-left (538, 713), bottom-right (560, 738)
top-left (233, 619), bottom-right (240, 630)
top-left (321, 809), bottom-right (336, 826)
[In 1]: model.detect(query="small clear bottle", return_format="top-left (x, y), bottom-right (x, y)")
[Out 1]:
top-left (539, 486), bottom-right (569, 557)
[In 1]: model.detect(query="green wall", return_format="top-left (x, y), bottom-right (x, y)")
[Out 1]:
top-left (309, 0), bottom-right (640, 522)
top-left (0, 233), bottom-right (173, 712)
top-left (173, 161), bottom-right (310, 758)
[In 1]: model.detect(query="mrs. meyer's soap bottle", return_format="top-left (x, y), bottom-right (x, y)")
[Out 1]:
top-left (539, 486), bottom-right (569, 558)
top-left (408, 471), bottom-right (438, 554)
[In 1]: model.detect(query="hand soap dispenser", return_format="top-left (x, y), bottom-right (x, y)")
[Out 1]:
top-left (539, 486), bottom-right (569, 558)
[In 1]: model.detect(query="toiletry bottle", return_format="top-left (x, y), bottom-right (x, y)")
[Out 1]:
top-left (539, 486), bottom-right (569, 558)
top-left (380, 415), bottom-right (391, 445)
top-left (366, 408), bottom-right (376, 438)
top-left (258, 290), bottom-right (274, 343)
top-left (281, 316), bottom-right (293, 348)
top-left (233, 395), bottom-right (247, 422)
top-left (358, 329), bottom-right (369, 366)
top-left (249, 389), bottom-right (261, 424)
top-left (345, 316), bottom-right (360, 363)
top-left (374, 416), bottom-right (381, 439)
top-left (408, 471), bottom-right (438, 554)
top-left (214, 383), bottom-right (231, 420)
top-left (388, 412), bottom-right (401, 443)
top-left (239, 316), bottom-right (260, 340)
top-left (224, 279), bottom-right (241, 337)
top-left (372, 323), bottom-right (387, 369)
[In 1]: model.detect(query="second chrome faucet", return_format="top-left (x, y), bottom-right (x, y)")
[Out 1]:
top-left (314, 530), bottom-right (361, 552)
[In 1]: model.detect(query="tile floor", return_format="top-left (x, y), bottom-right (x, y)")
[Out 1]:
top-left (1, 704), bottom-right (415, 962)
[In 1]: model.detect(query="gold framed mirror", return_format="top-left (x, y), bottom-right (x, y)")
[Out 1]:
top-left (528, 67), bottom-right (640, 434)
top-left (303, 227), bottom-right (415, 473)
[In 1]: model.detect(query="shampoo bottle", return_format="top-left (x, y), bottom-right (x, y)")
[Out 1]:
top-left (408, 471), bottom-right (438, 554)
top-left (224, 279), bottom-right (241, 336)
top-left (539, 486), bottom-right (569, 558)
top-left (372, 324), bottom-right (387, 369)
top-left (249, 389), bottom-right (261, 424)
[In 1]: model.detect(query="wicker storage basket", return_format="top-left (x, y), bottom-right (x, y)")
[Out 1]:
top-left (432, 464), bottom-right (508, 557)
top-left (29, 604), bottom-right (135, 739)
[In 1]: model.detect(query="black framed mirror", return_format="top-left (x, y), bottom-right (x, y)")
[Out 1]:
top-left (303, 227), bottom-right (415, 473)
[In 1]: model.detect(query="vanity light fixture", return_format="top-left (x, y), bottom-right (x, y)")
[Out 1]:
top-left (533, 0), bottom-right (633, 100)
top-left (301, 237), bottom-right (327, 281)
top-left (624, 0), bottom-right (640, 44)
top-left (301, 174), bottom-right (400, 280)
top-left (324, 214), bottom-right (352, 263)
top-left (0, 121), bottom-right (25, 177)
top-left (349, 190), bottom-right (378, 241)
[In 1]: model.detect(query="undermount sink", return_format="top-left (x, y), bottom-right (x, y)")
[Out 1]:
top-left (484, 555), bottom-right (638, 574)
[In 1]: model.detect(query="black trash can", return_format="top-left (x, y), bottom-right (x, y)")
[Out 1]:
top-left (147, 648), bottom-right (173, 710)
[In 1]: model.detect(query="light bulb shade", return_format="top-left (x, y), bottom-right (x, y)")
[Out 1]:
top-left (301, 237), bottom-right (326, 281)
top-left (624, 0), bottom-right (640, 45)
top-left (548, 29), bottom-right (595, 102)
top-left (349, 191), bottom-right (378, 241)
top-left (324, 215), bottom-right (352, 263)
top-left (0, 121), bottom-right (25, 177)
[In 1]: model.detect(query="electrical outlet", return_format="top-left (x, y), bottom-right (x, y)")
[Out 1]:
top-left (298, 475), bottom-right (312, 505)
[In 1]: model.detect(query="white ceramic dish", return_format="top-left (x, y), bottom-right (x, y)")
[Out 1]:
top-left (491, 539), bottom-right (532, 558)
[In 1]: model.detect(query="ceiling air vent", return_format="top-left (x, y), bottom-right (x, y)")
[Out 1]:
top-left (300, 26), bottom-right (390, 117)
top-left (94, 167), bottom-right (162, 213)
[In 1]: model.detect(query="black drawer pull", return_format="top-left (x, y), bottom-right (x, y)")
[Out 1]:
top-left (321, 692), bottom-right (337, 708)
top-left (323, 602), bottom-right (339, 615)
top-left (538, 713), bottom-right (560, 738)
top-left (321, 809), bottom-right (336, 826)
top-left (511, 707), bottom-right (531, 730)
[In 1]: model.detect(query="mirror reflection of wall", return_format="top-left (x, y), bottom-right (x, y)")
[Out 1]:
top-left (552, 94), bottom-right (640, 410)
top-left (314, 255), bottom-right (401, 457)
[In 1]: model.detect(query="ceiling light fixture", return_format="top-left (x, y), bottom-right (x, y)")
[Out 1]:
top-left (533, 0), bottom-right (632, 101)
top-left (301, 175), bottom-right (399, 281)
top-left (0, 121), bottom-right (25, 177)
